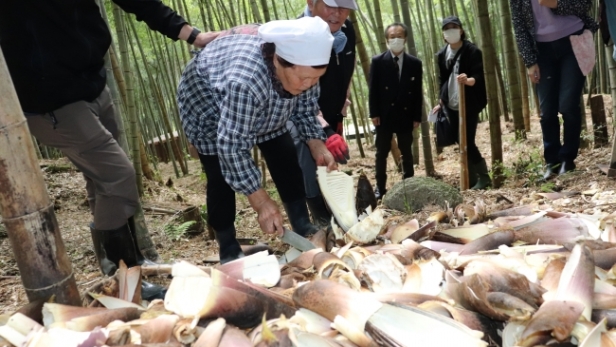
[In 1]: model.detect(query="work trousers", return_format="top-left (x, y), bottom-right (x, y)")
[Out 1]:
top-left (374, 126), bottom-right (414, 192)
top-left (286, 120), bottom-right (320, 199)
top-left (536, 32), bottom-right (586, 165)
top-left (200, 132), bottom-right (306, 231)
top-left (26, 87), bottom-right (138, 230)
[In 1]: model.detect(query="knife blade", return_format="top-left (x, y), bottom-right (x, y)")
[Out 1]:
top-left (280, 228), bottom-right (316, 252)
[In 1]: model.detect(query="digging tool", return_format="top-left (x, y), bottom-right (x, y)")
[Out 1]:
top-left (459, 81), bottom-right (469, 190)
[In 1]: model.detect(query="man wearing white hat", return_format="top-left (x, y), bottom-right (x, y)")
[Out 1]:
top-left (178, 17), bottom-right (336, 264)
top-left (286, 0), bottom-right (358, 228)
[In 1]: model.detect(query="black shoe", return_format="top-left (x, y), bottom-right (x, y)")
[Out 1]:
top-left (559, 161), bottom-right (576, 175)
top-left (214, 226), bottom-right (245, 265)
top-left (306, 196), bottom-right (331, 228)
top-left (470, 159), bottom-right (491, 190)
top-left (541, 163), bottom-right (560, 181)
top-left (283, 199), bottom-right (319, 237)
top-left (90, 221), bottom-right (166, 301)
top-left (374, 187), bottom-right (387, 200)
top-left (126, 217), bottom-right (167, 300)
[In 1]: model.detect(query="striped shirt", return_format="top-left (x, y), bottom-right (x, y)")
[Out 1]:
top-left (178, 32), bottom-right (325, 196)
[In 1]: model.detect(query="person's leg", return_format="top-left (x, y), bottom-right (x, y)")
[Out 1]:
top-left (198, 154), bottom-right (242, 264)
top-left (556, 37), bottom-right (586, 171)
top-left (465, 111), bottom-right (482, 164)
top-left (464, 111), bottom-right (491, 189)
top-left (536, 40), bottom-right (563, 170)
top-left (285, 121), bottom-right (330, 226)
top-left (374, 127), bottom-right (394, 196)
top-left (27, 90), bottom-right (138, 231)
top-left (258, 133), bottom-right (317, 236)
top-left (83, 88), bottom-right (124, 214)
top-left (395, 131), bottom-right (415, 178)
top-left (27, 89), bottom-right (167, 299)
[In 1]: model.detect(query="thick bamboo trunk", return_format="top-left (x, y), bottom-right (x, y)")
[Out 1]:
top-left (517, 55), bottom-right (531, 132)
top-left (477, 0), bottom-right (504, 188)
top-left (0, 49), bottom-right (81, 306)
top-left (499, 0), bottom-right (525, 138)
top-left (607, 45), bottom-right (616, 175)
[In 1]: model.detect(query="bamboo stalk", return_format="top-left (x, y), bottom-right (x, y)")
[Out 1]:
top-left (0, 49), bottom-right (80, 306)
top-left (459, 81), bottom-right (469, 190)
top-left (349, 90), bottom-right (365, 158)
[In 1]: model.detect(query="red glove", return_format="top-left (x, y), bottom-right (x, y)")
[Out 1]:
top-left (325, 134), bottom-right (350, 164)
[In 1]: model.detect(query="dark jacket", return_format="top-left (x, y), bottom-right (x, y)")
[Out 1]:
top-left (0, 0), bottom-right (187, 113)
top-left (368, 51), bottom-right (423, 132)
top-left (297, 16), bottom-right (356, 128)
top-left (436, 40), bottom-right (487, 116)
top-left (510, 0), bottom-right (599, 67)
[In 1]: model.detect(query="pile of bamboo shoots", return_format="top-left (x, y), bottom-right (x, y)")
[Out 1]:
top-left (4, 200), bottom-right (616, 347)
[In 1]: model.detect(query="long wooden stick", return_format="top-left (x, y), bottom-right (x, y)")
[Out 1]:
top-left (0, 49), bottom-right (80, 305)
top-left (459, 81), bottom-right (469, 190)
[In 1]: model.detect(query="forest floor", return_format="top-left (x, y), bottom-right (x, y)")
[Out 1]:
top-left (1, 96), bottom-right (615, 314)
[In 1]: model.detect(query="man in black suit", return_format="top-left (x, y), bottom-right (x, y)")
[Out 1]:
top-left (369, 22), bottom-right (423, 199)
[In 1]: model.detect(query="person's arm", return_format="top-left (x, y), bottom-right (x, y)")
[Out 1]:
top-left (538, 0), bottom-right (557, 8)
top-left (288, 84), bottom-right (327, 143)
top-left (436, 50), bottom-right (448, 89)
top-left (216, 81), bottom-right (285, 234)
top-left (216, 81), bottom-right (263, 196)
top-left (112, 0), bottom-right (219, 47)
top-left (289, 85), bottom-right (339, 170)
top-left (368, 56), bottom-right (380, 126)
top-left (413, 59), bottom-right (423, 124)
top-left (509, 0), bottom-right (539, 68)
top-left (247, 189), bottom-right (284, 236)
top-left (466, 47), bottom-right (485, 88)
top-left (551, 0), bottom-right (592, 15)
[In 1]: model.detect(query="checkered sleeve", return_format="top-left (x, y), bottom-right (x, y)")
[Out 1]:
top-left (288, 84), bottom-right (327, 142)
top-left (216, 81), bottom-right (263, 196)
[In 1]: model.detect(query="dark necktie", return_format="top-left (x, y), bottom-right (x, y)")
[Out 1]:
top-left (393, 56), bottom-right (400, 79)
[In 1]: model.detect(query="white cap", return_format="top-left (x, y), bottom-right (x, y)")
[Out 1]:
top-left (258, 17), bottom-right (334, 66)
top-left (323, 0), bottom-right (358, 10)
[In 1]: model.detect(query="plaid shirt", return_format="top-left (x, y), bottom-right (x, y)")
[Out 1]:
top-left (178, 33), bottom-right (325, 196)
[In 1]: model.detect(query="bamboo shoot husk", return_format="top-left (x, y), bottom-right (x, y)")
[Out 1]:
top-left (316, 167), bottom-right (357, 231)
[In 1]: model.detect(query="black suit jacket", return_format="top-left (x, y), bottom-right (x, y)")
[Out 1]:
top-left (368, 50), bottom-right (423, 132)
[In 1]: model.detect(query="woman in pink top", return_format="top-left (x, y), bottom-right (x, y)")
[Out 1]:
top-left (510, 0), bottom-right (598, 181)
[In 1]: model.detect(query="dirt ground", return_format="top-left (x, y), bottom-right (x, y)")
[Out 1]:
top-left (1, 97), bottom-right (616, 314)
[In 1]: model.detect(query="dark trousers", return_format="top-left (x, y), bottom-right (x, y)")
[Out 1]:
top-left (199, 132), bottom-right (306, 231)
top-left (446, 107), bottom-right (483, 164)
top-left (536, 33), bottom-right (586, 165)
top-left (375, 126), bottom-right (414, 191)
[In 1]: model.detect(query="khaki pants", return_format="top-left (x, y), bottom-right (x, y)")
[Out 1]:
top-left (26, 87), bottom-right (138, 230)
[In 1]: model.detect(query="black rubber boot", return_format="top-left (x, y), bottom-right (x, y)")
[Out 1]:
top-left (125, 217), bottom-right (167, 300)
top-left (127, 216), bottom-right (155, 266)
top-left (283, 199), bottom-right (319, 237)
top-left (214, 226), bottom-right (245, 264)
top-left (306, 196), bottom-right (331, 228)
top-left (470, 159), bottom-right (492, 190)
top-left (90, 221), bottom-right (166, 301)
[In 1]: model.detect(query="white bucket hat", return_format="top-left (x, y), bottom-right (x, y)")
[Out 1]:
top-left (258, 17), bottom-right (334, 66)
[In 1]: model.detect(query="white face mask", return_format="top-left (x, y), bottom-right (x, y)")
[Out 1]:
top-left (387, 38), bottom-right (405, 53)
top-left (443, 29), bottom-right (461, 44)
